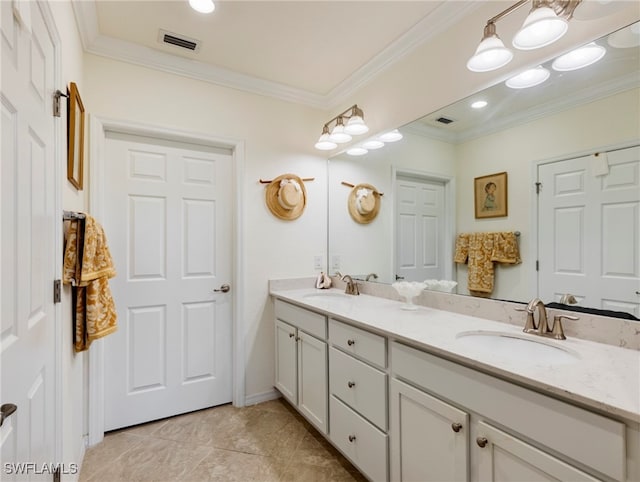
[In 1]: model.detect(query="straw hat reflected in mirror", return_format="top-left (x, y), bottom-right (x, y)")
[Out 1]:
top-left (265, 174), bottom-right (307, 221)
top-left (348, 183), bottom-right (381, 224)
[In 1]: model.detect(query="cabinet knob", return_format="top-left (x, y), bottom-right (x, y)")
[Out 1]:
top-left (347, 339), bottom-right (355, 346)
top-left (347, 381), bottom-right (356, 388)
top-left (348, 435), bottom-right (356, 443)
top-left (451, 422), bottom-right (462, 433)
top-left (289, 333), bottom-right (295, 338)
top-left (476, 437), bottom-right (488, 448)
top-left (295, 336), bottom-right (300, 341)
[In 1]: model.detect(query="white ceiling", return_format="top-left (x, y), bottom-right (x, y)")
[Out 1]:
top-left (73, 0), bottom-right (479, 108)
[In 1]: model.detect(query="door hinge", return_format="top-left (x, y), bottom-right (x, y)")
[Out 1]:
top-left (53, 466), bottom-right (61, 482)
top-left (536, 260), bottom-right (539, 271)
top-left (535, 182), bottom-right (542, 194)
top-left (53, 90), bottom-right (67, 118)
top-left (53, 279), bottom-right (61, 303)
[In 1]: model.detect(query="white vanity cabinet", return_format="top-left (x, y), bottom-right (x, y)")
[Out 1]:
top-left (328, 318), bottom-right (389, 481)
top-left (274, 300), bottom-right (328, 434)
top-left (391, 341), bottom-right (627, 482)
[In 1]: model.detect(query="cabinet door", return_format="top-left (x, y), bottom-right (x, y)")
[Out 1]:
top-left (476, 422), bottom-right (600, 482)
top-left (298, 331), bottom-right (328, 434)
top-left (275, 319), bottom-right (297, 404)
top-left (390, 379), bottom-right (469, 482)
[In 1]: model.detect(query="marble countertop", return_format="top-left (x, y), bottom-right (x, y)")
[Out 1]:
top-left (270, 287), bottom-right (640, 423)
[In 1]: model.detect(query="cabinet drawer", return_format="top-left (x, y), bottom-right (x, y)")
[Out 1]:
top-left (330, 396), bottom-right (388, 482)
top-left (329, 347), bottom-right (387, 431)
top-left (391, 342), bottom-right (626, 481)
top-left (275, 299), bottom-right (327, 339)
top-left (329, 318), bottom-right (386, 368)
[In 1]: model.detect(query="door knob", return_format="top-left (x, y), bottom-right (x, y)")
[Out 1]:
top-left (0, 403), bottom-right (17, 427)
top-left (395, 274), bottom-right (405, 280)
top-left (213, 284), bottom-right (230, 293)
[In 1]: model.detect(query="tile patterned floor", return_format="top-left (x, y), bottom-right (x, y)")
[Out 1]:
top-left (79, 398), bottom-right (368, 482)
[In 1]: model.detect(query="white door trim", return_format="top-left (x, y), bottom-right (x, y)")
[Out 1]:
top-left (391, 167), bottom-right (456, 282)
top-left (87, 116), bottom-right (245, 445)
top-left (530, 139), bottom-right (640, 300)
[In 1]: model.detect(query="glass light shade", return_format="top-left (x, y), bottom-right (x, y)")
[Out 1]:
top-left (344, 116), bottom-right (369, 135)
top-left (471, 100), bottom-right (488, 109)
top-left (329, 124), bottom-right (352, 144)
top-left (513, 6), bottom-right (568, 50)
top-left (346, 147), bottom-right (368, 156)
top-left (378, 129), bottom-right (403, 142)
top-left (189, 0), bottom-right (215, 13)
top-left (607, 22), bottom-right (640, 49)
top-left (362, 140), bottom-right (385, 150)
top-left (552, 43), bottom-right (606, 71)
top-left (467, 36), bottom-right (514, 72)
top-left (314, 133), bottom-right (337, 151)
top-left (506, 66), bottom-right (550, 89)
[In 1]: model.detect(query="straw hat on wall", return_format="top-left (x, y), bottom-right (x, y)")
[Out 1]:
top-left (348, 183), bottom-right (381, 224)
top-left (265, 174), bottom-right (307, 220)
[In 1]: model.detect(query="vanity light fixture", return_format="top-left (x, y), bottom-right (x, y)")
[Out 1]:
top-left (378, 129), bottom-right (403, 142)
top-left (505, 65), bottom-right (550, 89)
top-left (467, 0), bottom-right (583, 72)
top-left (362, 139), bottom-right (385, 150)
top-left (346, 147), bottom-right (369, 156)
top-left (552, 42), bottom-right (606, 70)
top-left (189, 0), bottom-right (215, 14)
top-left (315, 104), bottom-right (369, 150)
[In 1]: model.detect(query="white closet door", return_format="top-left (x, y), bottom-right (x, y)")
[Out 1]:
top-left (396, 176), bottom-right (445, 282)
top-left (103, 132), bottom-right (233, 430)
top-left (1, 0), bottom-right (57, 473)
top-left (538, 145), bottom-right (640, 316)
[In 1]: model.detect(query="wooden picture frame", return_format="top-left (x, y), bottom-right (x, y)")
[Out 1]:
top-left (67, 82), bottom-right (85, 190)
top-left (474, 171), bottom-right (507, 218)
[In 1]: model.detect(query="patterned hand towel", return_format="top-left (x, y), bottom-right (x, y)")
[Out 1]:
top-left (63, 214), bottom-right (117, 352)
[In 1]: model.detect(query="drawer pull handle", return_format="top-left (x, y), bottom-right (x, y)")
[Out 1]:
top-left (348, 435), bottom-right (356, 443)
top-left (347, 381), bottom-right (356, 388)
top-left (347, 339), bottom-right (355, 346)
top-left (289, 333), bottom-right (295, 338)
top-left (451, 422), bottom-right (462, 433)
top-left (476, 437), bottom-right (488, 448)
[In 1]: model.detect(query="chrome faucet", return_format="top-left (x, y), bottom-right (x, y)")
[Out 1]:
top-left (365, 273), bottom-right (378, 282)
top-left (516, 298), bottom-right (578, 340)
top-left (341, 275), bottom-right (360, 296)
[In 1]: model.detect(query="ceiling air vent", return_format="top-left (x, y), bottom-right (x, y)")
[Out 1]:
top-left (158, 29), bottom-right (201, 53)
top-left (436, 117), bottom-right (454, 125)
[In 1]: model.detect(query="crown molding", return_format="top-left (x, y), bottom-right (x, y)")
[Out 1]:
top-left (403, 123), bottom-right (458, 144)
top-left (71, 0), bottom-right (479, 110)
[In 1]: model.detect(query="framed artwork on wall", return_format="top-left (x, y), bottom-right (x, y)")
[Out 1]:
top-left (67, 82), bottom-right (85, 190)
top-left (474, 171), bottom-right (507, 218)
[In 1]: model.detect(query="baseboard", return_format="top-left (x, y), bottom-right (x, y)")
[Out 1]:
top-left (244, 388), bottom-right (281, 406)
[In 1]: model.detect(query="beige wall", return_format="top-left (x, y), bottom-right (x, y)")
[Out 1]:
top-left (455, 88), bottom-right (640, 301)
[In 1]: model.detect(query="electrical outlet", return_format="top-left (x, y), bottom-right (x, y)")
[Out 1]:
top-left (331, 255), bottom-right (341, 270)
top-left (313, 255), bottom-right (323, 270)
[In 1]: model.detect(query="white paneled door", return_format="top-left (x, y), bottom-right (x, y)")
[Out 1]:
top-left (1, 0), bottom-right (57, 475)
top-left (395, 176), bottom-right (446, 282)
top-left (538, 145), bottom-right (640, 317)
top-left (104, 132), bottom-right (233, 430)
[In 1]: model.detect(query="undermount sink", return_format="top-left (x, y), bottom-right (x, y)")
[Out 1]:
top-left (302, 291), bottom-right (352, 301)
top-left (455, 330), bottom-right (580, 365)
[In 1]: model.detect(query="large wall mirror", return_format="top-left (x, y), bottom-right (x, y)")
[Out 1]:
top-left (328, 22), bottom-right (640, 318)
